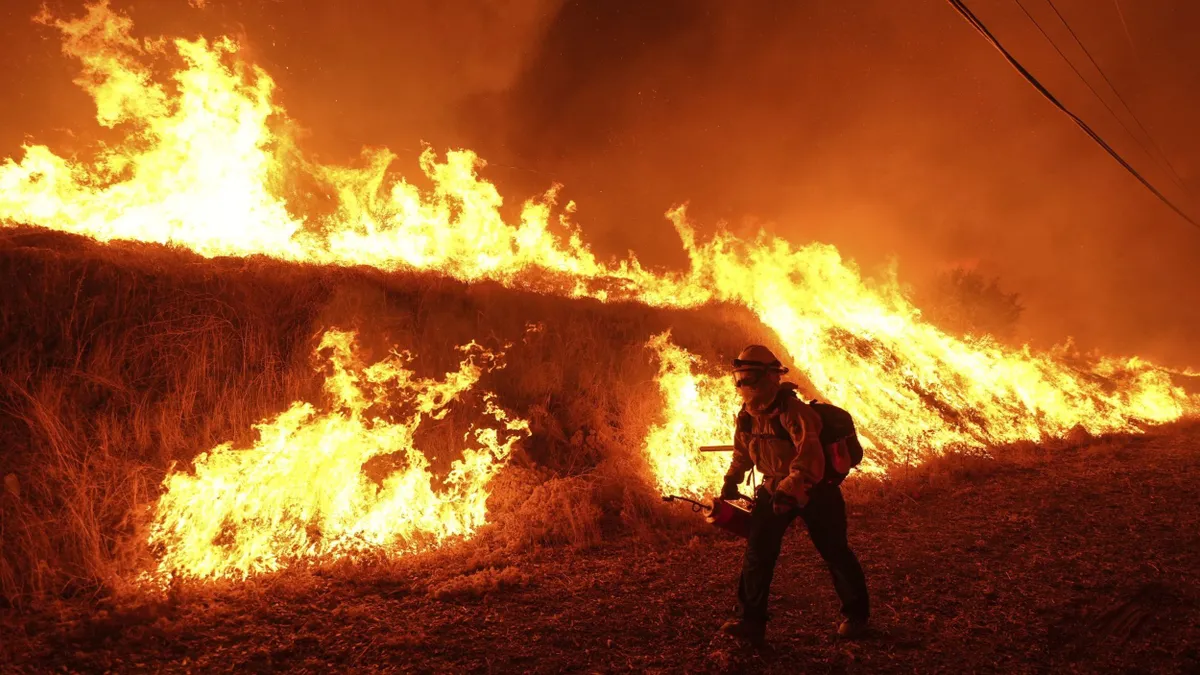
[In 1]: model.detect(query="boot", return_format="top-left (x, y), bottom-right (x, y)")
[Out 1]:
top-left (719, 618), bottom-right (766, 645)
top-left (836, 617), bottom-right (868, 639)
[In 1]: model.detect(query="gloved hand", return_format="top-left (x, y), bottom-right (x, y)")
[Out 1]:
top-left (772, 490), bottom-right (798, 515)
top-left (720, 476), bottom-right (742, 501)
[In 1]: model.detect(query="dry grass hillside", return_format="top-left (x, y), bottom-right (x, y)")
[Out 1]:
top-left (0, 226), bottom-right (783, 606)
top-left (2, 227), bottom-right (1198, 673)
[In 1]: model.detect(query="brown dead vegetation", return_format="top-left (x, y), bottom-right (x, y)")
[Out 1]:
top-left (0, 226), bottom-right (776, 606)
top-left (2, 226), bottom-right (1197, 673)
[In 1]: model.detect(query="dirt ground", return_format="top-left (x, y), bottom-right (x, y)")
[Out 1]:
top-left (3, 426), bottom-right (1199, 674)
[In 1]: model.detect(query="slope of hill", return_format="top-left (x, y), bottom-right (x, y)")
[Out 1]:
top-left (0, 226), bottom-right (779, 604)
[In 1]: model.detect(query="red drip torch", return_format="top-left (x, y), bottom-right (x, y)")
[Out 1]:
top-left (662, 492), bottom-right (755, 539)
top-left (663, 443), bottom-right (756, 538)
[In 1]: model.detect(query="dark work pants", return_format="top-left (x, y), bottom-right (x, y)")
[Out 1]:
top-left (735, 484), bottom-right (869, 623)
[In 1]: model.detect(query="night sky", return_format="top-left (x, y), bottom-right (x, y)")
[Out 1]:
top-left (2, 0), bottom-right (1198, 367)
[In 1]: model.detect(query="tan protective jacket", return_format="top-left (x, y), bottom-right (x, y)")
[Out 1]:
top-left (725, 384), bottom-right (825, 506)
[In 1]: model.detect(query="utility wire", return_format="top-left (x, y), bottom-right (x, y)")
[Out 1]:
top-left (1043, 0), bottom-right (1188, 192)
top-left (1013, 0), bottom-right (1180, 192)
top-left (945, 0), bottom-right (1200, 231)
top-left (1012, 0), bottom-right (1180, 192)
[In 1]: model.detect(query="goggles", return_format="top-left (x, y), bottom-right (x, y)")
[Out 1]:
top-left (729, 362), bottom-right (787, 389)
top-left (731, 357), bottom-right (787, 371)
top-left (734, 370), bottom-right (765, 388)
top-left (731, 358), bottom-right (788, 388)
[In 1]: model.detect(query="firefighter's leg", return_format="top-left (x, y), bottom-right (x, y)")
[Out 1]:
top-left (735, 490), bottom-right (797, 623)
top-left (800, 485), bottom-right (869, 621)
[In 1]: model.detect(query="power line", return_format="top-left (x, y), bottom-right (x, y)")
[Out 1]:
top-left (944, 0), bottom-right (1200, 231)
top-left (1013, 0), bottom-right (1185, 194)
top-left (1043, 0), bottom-right (1188, 192)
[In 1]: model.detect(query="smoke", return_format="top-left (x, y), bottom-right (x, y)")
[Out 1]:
top-left (223, 0), bottom-right (566, 158)
top-left (1, 0), bottom-right (1197, 367)
top-left (465, 0), bottom-right (1200, 368)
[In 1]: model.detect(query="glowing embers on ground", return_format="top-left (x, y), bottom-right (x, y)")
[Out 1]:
top-left (2, 0), bottom-right (1195, 479)
top-left (147, 330), bottom-right (529, 581)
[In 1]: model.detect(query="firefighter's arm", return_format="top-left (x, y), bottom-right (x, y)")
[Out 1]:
top-left (724, 429), bottom-right (755, 484)
top-left (776, 401), bottom-right (825, 506)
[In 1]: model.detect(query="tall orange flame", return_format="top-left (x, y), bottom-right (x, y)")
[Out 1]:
top-left (1, 4), bottom-right (1194, 530)
top-left (4, 2), bottom-right (306, 258)
top-left (147, 330), bottom-right (529, 581)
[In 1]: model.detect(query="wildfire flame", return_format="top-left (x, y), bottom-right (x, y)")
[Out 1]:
top-left (2, 3), bottom-right (1195, 531)
top-left (641, 331), bottom-right (1188, 498)
top-left (640, 333), bottom-right (747, 499)
top-left (147, 329), bottom-right (529, 581)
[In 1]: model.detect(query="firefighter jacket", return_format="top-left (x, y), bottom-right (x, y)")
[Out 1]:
top-left (725, 383), bottom-right (825, 506)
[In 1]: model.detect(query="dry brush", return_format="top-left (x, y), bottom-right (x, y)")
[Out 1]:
top-left (0, 227), bottom-right (776, 605)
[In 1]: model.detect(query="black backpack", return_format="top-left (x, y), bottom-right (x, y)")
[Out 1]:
top-left (736, 388), bottom-right (864, 485)
top-left (807, 399), bottom-right (865, 485)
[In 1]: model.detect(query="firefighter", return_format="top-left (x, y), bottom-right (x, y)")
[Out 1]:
top-left (717, 344), bottom-right (869, 644)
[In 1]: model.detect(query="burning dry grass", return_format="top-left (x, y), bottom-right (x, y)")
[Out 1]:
top-left (7, 426), bottom-right (1198, 672)
top-left (2, 5), bottom-right (1192, 600)
top-left (0, 226), bottom-right (771, 605)
top-left (2, 224), bottom-right (1193, 606)
top-left (839, 424), bottom-right (1111, 507)
top-left (5, 0), bottom-right (1188, 472)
